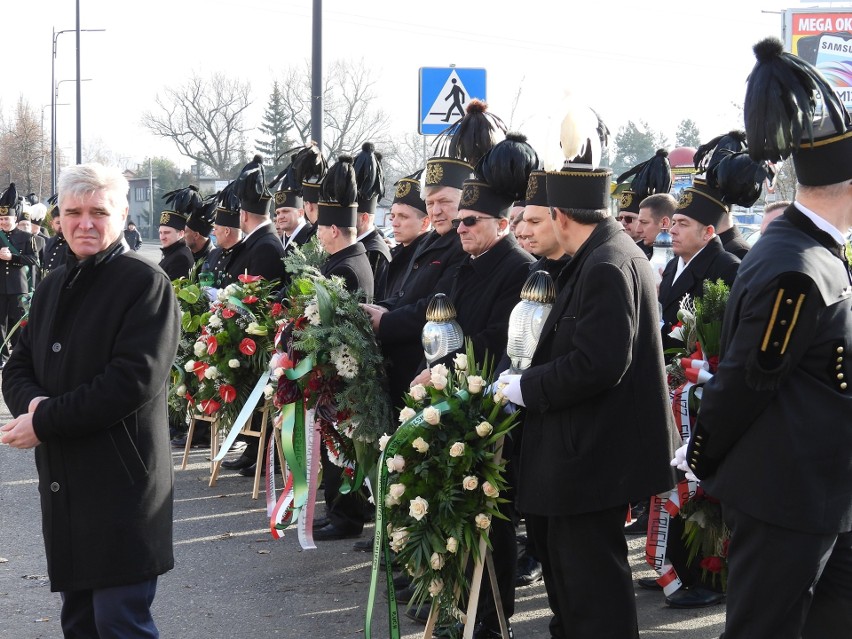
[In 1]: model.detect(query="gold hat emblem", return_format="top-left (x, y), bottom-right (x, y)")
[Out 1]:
top-left (676, 190), bottom-right (693, 210)
top-left (160, 211), bottom-right (171, 225)
top-left (426, 162), bottom-right (444, 185)
top-left (619, 191), bottom-right (633, 210)
top-left (395, 181), bottom-right (412, 199)
top-left (460, 184), bottom-right (480, 208)
top-left (526, 173), bottom-right (538, 200)
top-left (274, 191), bottom-right (287, 206)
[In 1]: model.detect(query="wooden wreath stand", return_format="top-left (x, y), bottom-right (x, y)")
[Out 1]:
top-left (180, 400), bottom-right (274, 499)
top-left (421, 437), bottom-right (510, 639)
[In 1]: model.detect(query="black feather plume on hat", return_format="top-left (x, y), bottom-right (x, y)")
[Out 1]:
top-left (320, 156), bottom-right (358, 207)
top-left (745, 37), bottom-right (851, 162)
top-left (434, 99), bottom-right (507, 166)
top-left (475, 132), bottom-right (540, 201)
top-left (163, 184), bottom-right (202, 214)
top-left (217, 181), bottom-right (241, 213)
top-left (693, 131), bottom-right (747, 174)
top-left (291, 142), bottom-right (328, 187)
top-left (708, 151), bottom-right (774, 208)
top-left (354, 142), bottom-right (385, 201)
top-left (234, 155), bottom-right (269, 204)
top-left (0, 183), bottom-right (18, 209)
top-left (616, 149), bottom-right (672, 197)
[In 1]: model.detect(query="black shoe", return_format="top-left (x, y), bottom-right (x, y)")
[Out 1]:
top-left (665, 586), bottom-right (725, 608)
top-left (313, 523), bottom-right (362, 541)
top-left (473, 622), bottom-right (514, 639)
top-left (395, 583), bottom-right (417, 604)
top-left (238, 462), bottom-right (281, 477)
top-left (312, 517), bottom-right (330, 530)
top-left (432, 622), bottom-right (463, 638)
top-left (171, 433), bottom-right (209, 449)
top-left (405, 605), bottom-right (431, 625)
top-left (637, 576), bottom-right (663, 591)
top-left (222, 454), bottom-right (255, 470)
top-left (393, 574), bottom-right (411, 589)
top-left (624, 512), bottom-right (649, 535)
top-left (515, 554), bottom-right (543, 586)
top-left (353, 538), bottom-right (373, 552)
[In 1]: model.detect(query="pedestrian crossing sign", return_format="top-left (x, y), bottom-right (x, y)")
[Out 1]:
top-left (419, 67), bottom-right (487, 135)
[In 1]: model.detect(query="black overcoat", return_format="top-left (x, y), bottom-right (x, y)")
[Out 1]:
top-left (226, 223), bottom-right (286, 286)
top-left (0, 228), bottom-right (40, 294)
top-left (360, 229), bottom-right (392, 301)
top-left (320, 242), bottom-right (374, 302)
top-left (2, 242), bottom-right (180, 592)
top-left (718, 225), bottom-right (750, 259)
top-left (517, 218), bottom-right (677, 516)
top-left (159, 239), bottom-right (194, 281)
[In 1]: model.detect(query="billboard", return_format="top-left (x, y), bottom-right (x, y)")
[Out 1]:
top-left (784, 9), bottom-right (852, 110)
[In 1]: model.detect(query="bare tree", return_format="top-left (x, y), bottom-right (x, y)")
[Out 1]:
top-left (772, 159), bottom-right (797, 202)
top-left (0, 97), bottom-right (49, 196)
top-left (142, 74), bottom-right (252, 177)
top-left (277, 59), bottom-right (393, 160)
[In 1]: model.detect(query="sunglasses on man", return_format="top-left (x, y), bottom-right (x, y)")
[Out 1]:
top-left (451, 215), bottom-right (497, 229)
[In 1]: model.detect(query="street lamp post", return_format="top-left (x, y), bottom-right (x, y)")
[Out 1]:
top-left (54, 79), bottom-right (91, 180)
top-left (51, 24), bottom-right (104, 193)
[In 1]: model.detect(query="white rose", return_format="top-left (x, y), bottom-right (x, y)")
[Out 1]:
top-left (386, 454), bottom-right (405, 473)
top-left (389, 528), bottom-right (409, 552)
top-left (385, 493), bottom-right (400, 507)
top-left (193, 341), bottom-right (206, 357)
top-left (462, 475), bottom-right (479, 491)
top-left (263, 384), bottom-right (275, 399)
top-left (423, 406), bottom-right (441, 426)
top-left (494, 390), bottom-right (508, 406)
top-left (228, 358), bottom-right (240, 369)
top-left (389, 483), bottom-right (406, 500)
top-left (184, 359), bottom-right (196, 372)
top-left (428, 578), bottom-right (444, 597)
top-left (481, 481), bottom-right (499, 499)
top-left (449, 442), bottom-right (465, 458)
top-left (430, 363), bottom-right (449, 379)
top-left (409, 384), bottom-right (427, 401)
top-left (175, 384), bottom-right (187, 397)
top-left (408, 496), bottom-right (429, 521)
top-left (475, 421), bottom-right (493, 437)
top-left (411, 437), bottom-right (429, 454)
top-left (430, 552), bottom-right (444, 570)
top-left (273, 367), bottom-right (285, 379)
top-left (378, 433), bottom-right (391, 452)
top-left (430, 372), bottom-right (448, 390)
top-left (208, 314), bottom-right (222, 329)
top-left (204, 365), bottom-right (219, 380)
top-left (475, 513), bottom-right (491, 530)
top-left (467, 375), bottom-right (485, 394)
top-left (453, 353), bottom-right (468, 371)
top-left (445, 537), bottom-right (458, 554)
top-left (399, 407), bottom-right (416, 423)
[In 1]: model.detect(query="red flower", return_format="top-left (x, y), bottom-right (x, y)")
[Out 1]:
top-left (275, 378), bottom-right (301, 406)
top-left (199, 398), bottom-right (221, 416)
top-left (219, 384), bottom-right (237, 403)
top-left (242, 295), bottom-right (259, 304)
top-left (207, 336), bottom-right (218, 355)
top-left (238, 274), bottom-right (263, 283)
top-left (708, 356), bottom-right (719, 373)
top-left (222, 308), bottom-right (235, 319)
top-left (699, 556), bottom-right (725, 573)
top-left (185, 392), bottom-right (194, 404)
top-left (270, 302), bottom-right (283, 317)
top-left (239, 338), bottom-right (257, 356)
top-left (192, 361), bottom-right (208, 382)
top-left (20, 320), bottom-right (28, 327)
top-left (294, 316), bottom-right (307, 330)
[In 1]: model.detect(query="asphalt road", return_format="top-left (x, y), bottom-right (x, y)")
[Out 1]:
top-left (0, 241), bottom-right (727, 638)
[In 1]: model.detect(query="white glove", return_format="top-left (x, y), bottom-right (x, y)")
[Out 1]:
top-left (497, 372), bottom-right (525, 407)
top-left (671, 442), bottom-right (699, 483)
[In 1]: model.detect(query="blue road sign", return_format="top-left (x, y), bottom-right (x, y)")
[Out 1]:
top-left (419, 67), bottom-right (487, 135)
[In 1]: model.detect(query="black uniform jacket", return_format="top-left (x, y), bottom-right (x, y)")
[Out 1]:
top-left (205, 245), bottom-right (239, 288)
top-left (2, 241), bottom-right (180, 591)
top-left (384, 233), bottom-right (430, 301)
top-left (226, 223), bottom-right (286, 286)
top-left (320, 242), bottom-right (374, 302)
top-left (192, 238), bottom-right (212, 266)
top-left (0, 228), bottom-right (40, 294)
top-left (688, 205), bottom-right (852, 534)
top-left (659, 236), bottom-right (740, 350)
top-left (159, 239), bottom-right (194, 281)
top-left (517, 218), bottom-right (678, 516)
top-left (718, 225), bottom-right (750, 259)
top-left (360, 228), bottom-right (392, 301)
top-left (284, 221), bottom-right (314, 253)
top-left (42, 233), bottom-right (67, 276)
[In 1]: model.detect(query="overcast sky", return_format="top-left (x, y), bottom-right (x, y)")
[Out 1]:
top-left (4, 0), bottom-right (815, 173)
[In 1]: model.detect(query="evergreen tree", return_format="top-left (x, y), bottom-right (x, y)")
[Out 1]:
top-left (612, 120), bottom-right (668, 176)
top-left (255, 81), bottom-right (294, 174)
top-left (675, 119), bottom-right (702, 148)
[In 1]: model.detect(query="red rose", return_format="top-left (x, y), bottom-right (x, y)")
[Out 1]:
top-left (219, 384), bottom-right (237, 403)
top-left (238, 274), bottom-right (263, 283)
top-left (275, 378), bottom-right (301, 406)
top-left (199, 398), bottom-right (221, 415)
top-left (207, 336), bottom-right (218, 355)
top-left (222, 308), bottom-right (235, 319)
top-left (239, 338), bottom-right (257, 356)
top-left (699, 556), bottom-right (725, 573)
top-left (270, 302), bottom-right (283, 317)
top-left (242, 295), bottom-right (259, 304)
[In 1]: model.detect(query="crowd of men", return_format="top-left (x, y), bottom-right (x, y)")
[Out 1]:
top-left (1, 37), bottom-right (850, 639)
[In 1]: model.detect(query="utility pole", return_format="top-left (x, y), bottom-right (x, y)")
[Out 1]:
top-left (311, 0), bottom-right (323, 149)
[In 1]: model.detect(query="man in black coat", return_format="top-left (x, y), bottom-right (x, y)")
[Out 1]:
top-left (503, 157), bottom-right (677, 639)
top-left (356, 209), bottom-right (391, 300)
top-left (225, 195), bottom-right (286, 287)
top-left (659, 179), bottom-right (740, 351)
top-left (685, 41), bottom-right (852, 639)
top-left (204, 203), bottom-right (243, 287)
top-left (0, 184), bottom-right (39, 367)
top-left (42, 211), bottom-right (68, 277)
top-left (184, 196), bottom-right (216, 266)
top-left (1, 163), bottom-right (179, 638)
top-left (158, 210), bottom-right (194, 281)
top-left (123, 221), bottom-right (143, 250)
top-left (716, 211), bottom-right (750, 259)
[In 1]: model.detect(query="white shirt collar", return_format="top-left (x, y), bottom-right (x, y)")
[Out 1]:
top-left (284, 219), bottom-right (307, 248)
top-left (793, 201), bottom-right (846, 245)
top-left (243, 219), bottom-right (272, 241)
top-left (672, 242), bottom-right (710, 283)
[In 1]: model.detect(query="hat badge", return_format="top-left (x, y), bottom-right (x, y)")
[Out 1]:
top-left (160, 212), bottom-right (171, 225)
top-left (426, 163), bottom-right (444, 185)
top-left (676, 191), bottom-right (693, 210)
top-left (526, 174), bottom-right (538, 200)
top-left (460, 184), bottom-right (480, 207)
top-left (619, 192), bottom-right (633, 209)
top-left (396, 181), bottom-right (412, 199)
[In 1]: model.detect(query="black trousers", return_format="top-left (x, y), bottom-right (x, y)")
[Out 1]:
top-left (320, 442), bottom-right (367, 533)
top-left (527, 505), bottom-right (639, 639)
top-left (61, 577), bottom-right (159, 638)
top-left (722, 504), bottom-right (852, 639)
top-left (0, 292), bottom-right (24, 360)
top-left (476, 501), bottom-right (518, 631)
